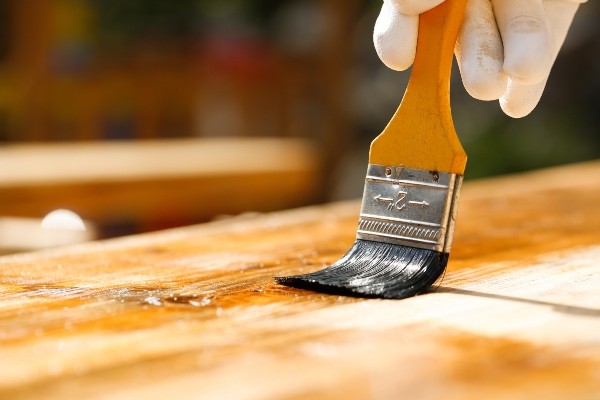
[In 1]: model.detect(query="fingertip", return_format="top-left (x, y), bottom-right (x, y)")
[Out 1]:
top-left (373, 3), bottom-right (418, 71)
top-left (462, 69), bottom-right (508, 101)
top-left (499, 78), bottom-right (547, 118)
top-left (499, 97), bottom-right (533, 118)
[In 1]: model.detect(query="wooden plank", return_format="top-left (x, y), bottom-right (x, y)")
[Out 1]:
top-left (0, 160), bottom-right (599, 399)
top-left (0, 137), bottom-right (320, 226)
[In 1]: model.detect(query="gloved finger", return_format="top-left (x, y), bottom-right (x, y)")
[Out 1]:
top-left (374, 1), bottom-right (418, 71)
top-left (500, 78), bottom-right (546, 117)
top-left (389, 0), bottom-right (446, 16)
top-left (456, 0), bottom-right (507, 100)
top-left (492, 0), bottom-right (552, 85)
top-left (500, 0), bottom-right (580, 118)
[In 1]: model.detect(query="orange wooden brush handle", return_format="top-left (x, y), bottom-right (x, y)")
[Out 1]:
top-left (370, 0), bottom-right (468, 174)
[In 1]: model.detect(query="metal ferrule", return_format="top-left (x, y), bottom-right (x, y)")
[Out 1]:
top-left (356, 164), bottom-right (463, 253)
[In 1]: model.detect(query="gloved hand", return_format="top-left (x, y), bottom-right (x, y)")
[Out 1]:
top-left (373, 0), bottom-right (585, 118)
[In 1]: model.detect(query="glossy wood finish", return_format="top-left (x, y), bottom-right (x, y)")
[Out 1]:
top-left (1, 161), bottom-right (599, 399)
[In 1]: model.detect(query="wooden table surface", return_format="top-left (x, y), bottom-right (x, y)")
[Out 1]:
top-left (1, 161), bottom-right (599, 400)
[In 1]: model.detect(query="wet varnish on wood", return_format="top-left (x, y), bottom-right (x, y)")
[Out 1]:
top-left (1, 161), bottom-right (600, 399)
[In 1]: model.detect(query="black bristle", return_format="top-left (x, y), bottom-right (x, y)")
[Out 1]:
top-left (274, 239), bottom-right (448, 299)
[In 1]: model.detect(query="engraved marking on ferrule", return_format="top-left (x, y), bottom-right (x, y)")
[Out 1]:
top-left (373, 194), bottom-right (395, 209)
top-left (373, 191), bottom-right (432, 212)
top-left (408, 200), bottom-right (429, 208)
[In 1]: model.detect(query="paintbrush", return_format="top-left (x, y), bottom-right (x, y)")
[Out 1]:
top-left (275, 0), bottom-right (468, 299)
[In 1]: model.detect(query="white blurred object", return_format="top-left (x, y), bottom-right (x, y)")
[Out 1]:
top-left (373, 0), bottom-right (585, 118)
top-left (0, 210), bottom-right (96, 255)
top-left (41, 209), bottom-right (87, 231)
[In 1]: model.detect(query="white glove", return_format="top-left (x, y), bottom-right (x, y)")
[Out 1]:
top-left (373, 0), bottom-right (585, 118)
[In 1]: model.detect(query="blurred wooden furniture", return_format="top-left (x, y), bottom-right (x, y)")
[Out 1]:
top-left (0, 137), bottom-right (320, 237)
top-left (0, 160), bottom-right (598, 399)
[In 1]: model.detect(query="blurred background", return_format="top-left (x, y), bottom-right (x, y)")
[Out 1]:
top-left (0, 0), bottom-right (598, 253)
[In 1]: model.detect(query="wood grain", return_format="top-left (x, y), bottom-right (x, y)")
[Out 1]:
top-left (0, 160), bottom-right (599, 399)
